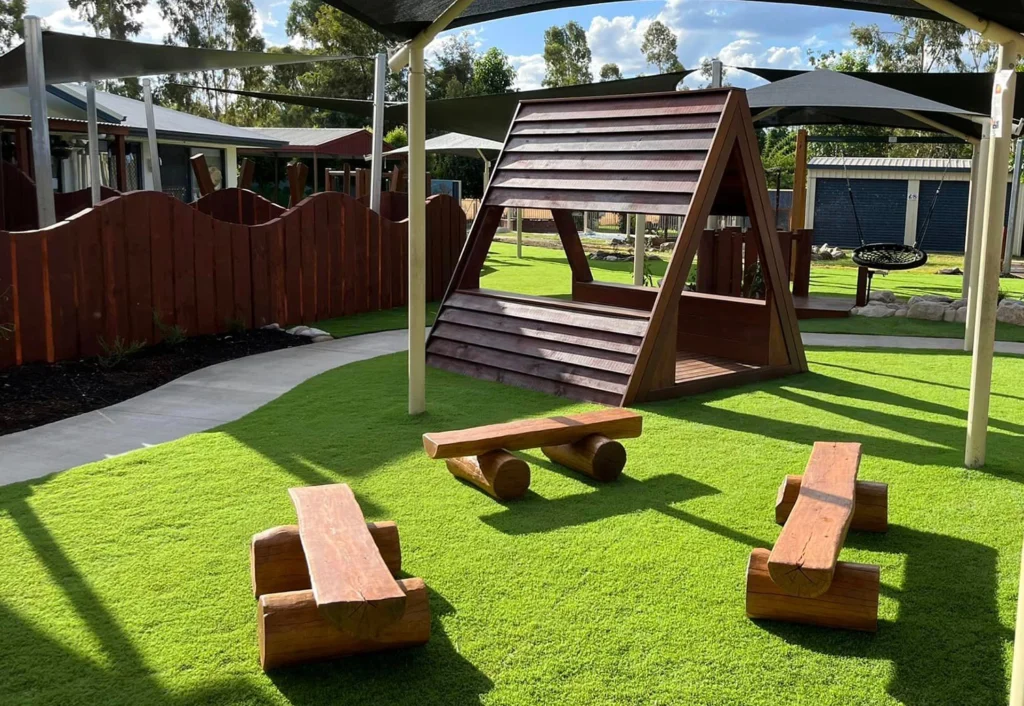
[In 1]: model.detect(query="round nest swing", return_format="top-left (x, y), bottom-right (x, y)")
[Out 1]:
top-left (852, 243), bottom-right (929, 271)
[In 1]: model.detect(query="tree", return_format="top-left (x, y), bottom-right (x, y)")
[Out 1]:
top-left (428, 33), bottom-right (475, 99)
top-left (542, 21), bottom-right (592, 87)
top-left (66, 0), bottom-right (144, 96)
top-left (384, 126), bottom-right (407, 149)
top-left (850, 17), bottom-right (994, 73)
top-left (641, 21), bottom-right (683, 74)
top-left (758, 127), bottom-right (797, 188)
top-left (472, 47), bottom-right (516, 94)
top-left (599, 63), bottom-right (622, 82)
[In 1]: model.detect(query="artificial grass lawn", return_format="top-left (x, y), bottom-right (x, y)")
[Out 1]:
top-left (315, 302), bottom-right (441, 338)
top-left (801, 315), bottom-right (1024, 343)
top-left (3, 348), bottom-right (1024, 705)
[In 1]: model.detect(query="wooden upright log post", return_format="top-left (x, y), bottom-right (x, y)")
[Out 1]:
top-left (238, 158), bottom-right (255, 190)
top-left (790, 129), bottom-right (808, 230)
top-left (287, 163), bottom-right (308, 207)
top-left (191, 153), bottom-right (216, 197)
top-left (775, 475), bottom-right (888, 532)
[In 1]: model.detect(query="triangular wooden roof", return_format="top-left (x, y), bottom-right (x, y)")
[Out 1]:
top-left (429, 88), bottom-right (807, 406)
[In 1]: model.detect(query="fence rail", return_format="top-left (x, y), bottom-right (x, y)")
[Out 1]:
top-left (0, 190), bottom-right (465, 368)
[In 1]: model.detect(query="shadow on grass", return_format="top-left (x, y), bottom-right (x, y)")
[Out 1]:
top-left (814, 360), bottom-right (1024, 401)
top-left (0, 486), bottom-right (285, 705)
top-left (756, 525), bottom-right (1008, 706)
top-left (269, 589), bottom-right (493, 706)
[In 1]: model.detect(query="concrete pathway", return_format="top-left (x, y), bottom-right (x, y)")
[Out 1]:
top-left (2, 329), bottom-right (1022, 487)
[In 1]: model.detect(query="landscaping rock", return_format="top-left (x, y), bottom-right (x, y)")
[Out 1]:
top-left (938, 267), bottom-right (963, 275)
top-left (311, 335), bottom-right (334, 343)
top-left (869, 290), bottom-right (896, 304)
top-left (955, 307), bottom-right (968, 323)
top-left (997, 299), bottom-right (1024, 326)
top-left (262, 323), bottom-right (281, 330)
top-left (817, 249), bottom-right (834, 261)
top-left (894, 308), bottom-right (908, 317)
top-left (942, 307), bottom-right (957, 322)
top-left (286, 325), bottom-right (310, 336)
top-left (909, 294), bottom-right (953, 306)
top-left (950, 298), bottom-right (968, 309)
top-left (907, 301), bottom-right (947, 321)
top-left (857, 303), bottom-right (895, 318)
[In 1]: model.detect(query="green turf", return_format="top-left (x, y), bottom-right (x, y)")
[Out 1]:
top-left (315, 303), bottom-right (441, 338)
top-left (2, 348), bottom-right (1022, 705)
top-left (800, 315), bottom-right (1024, 343)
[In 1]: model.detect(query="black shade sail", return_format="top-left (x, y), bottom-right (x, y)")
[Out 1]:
top-left (742, 66), bottom-right (1024, 121)
top-left (745, 69), bottom-right (983, 138)
top-left (172, 69), bottom-right (693, 140)
top-left (325, 0), bottom-right (1024, 41)
top-left (0, 31), bottom-right (359, 89)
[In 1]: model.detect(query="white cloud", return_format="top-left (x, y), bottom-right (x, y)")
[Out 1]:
top-left (133, 4), bottom-right (173, 43)
top-left (764, 45), bottom-right (803, 68)
top-left (262, 10), bottom-right (279, 29)
top-left (40, 7), bottom-right (90, 34)
top-left (717, 38), bottom-right (758, 67)
top-left (586, 15), bottom-right (652, 77)
top-left (508, 53), bottom-right (545, 91)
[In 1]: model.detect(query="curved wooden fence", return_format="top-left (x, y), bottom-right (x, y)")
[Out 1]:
top-left (0, 190), bottom-right (466, 368)
top-left (1, 162), bottom-right (120, 231)
top-left (192, 187), bottom-right (286, 225)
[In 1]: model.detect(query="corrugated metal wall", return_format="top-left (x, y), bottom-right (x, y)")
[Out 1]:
top-left (917, 181), bottom-right (969, 253)
top-left (813, 178), bottom-right (907, 249)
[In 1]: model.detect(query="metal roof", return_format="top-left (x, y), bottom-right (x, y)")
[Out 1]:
top-left (242, 127), bottom-right (362, 146)
top-left (52, 83), bottom-right (286, 148)
top-left (384, 132), bottom-right (503, 158)
top-left (809, 157), bottom-right (973, 171)
top-left (325, 0), bottom-right (1024, 41)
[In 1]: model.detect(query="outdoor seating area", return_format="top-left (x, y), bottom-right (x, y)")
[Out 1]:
top-left (2, 0), bottom-right (1024, 704)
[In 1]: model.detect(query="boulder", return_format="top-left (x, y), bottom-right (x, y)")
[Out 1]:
top-left (907, 301), bottom-right (947, 321)
top-left (857, 303), bottom-right (895, 318)
top-left (950, 298), bottom-right (968, 309)
top-left (908, 294), bottom-right (953, 306)
top-left (817, 250), bottom-right (834, 261)
top-left (938, 267), bottom-right (963, 275)
top-left (997, 300), bottom-right (1024, 326)
top-left (286, 325), bottom-right (310, 336)
top-left (894, 308), bottom-right (908, 317)
top-left (869, 290), bottom-right (896, 304)
top-left (955, 307), bottom-right (968, 324)
top-left (262, 323), bottom-right (281, 331)
top-left (311, 335), bottom-right (334, 343)
top-left (942, 307), bottom-right (957, 322)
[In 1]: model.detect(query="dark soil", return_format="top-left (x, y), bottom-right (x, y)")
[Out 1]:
top-left (1, 329), bottom-right (311, 437)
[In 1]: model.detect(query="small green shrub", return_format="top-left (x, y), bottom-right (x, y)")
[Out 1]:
top-left (97, 336), bottom-right (145, 369)
top-left (152, 310), bottom-right (187, 346)
top-left (225, 317), bottom-right (247, 335)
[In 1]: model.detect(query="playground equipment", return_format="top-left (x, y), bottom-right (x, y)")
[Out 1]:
top-left (745, 442), bottom-right (889, 632)
top-left (251, 484), bottom-right (430, 669)
top-left (426, 89), bottom-right (807, 406)
top-left (423, 409), bottom-right (643, 499)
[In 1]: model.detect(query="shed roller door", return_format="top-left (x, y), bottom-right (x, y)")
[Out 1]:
top-left (813, 178), bottom-right (907, 250)
top-left (917, 181), bottom-right (968, 254)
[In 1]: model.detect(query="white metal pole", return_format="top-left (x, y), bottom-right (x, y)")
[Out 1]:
top-left (407, 38), bottom-right (427, 415)
top-left (963, 143), bottom-right (982, 299)
top-left (966, 122), bottom-right (991, 349)
top-left (86, 82), bottom-right (102, 205)
top-left (516, 208), bottom-right (523, 259)
top-left (1004, 136), bottom-right (1024, 274)
top-left (711, 59), bottom-right (723, 89)
top-left (633, 216), bottom-right (644, 286)
top-left (370, 51), bottom-right (386, 213)
top-left (143, 78), bottom-right (162, 193)
top-left (24, 16), bottom-right (55, 228)
top-left (966, 43), bottom-right (1017, 469)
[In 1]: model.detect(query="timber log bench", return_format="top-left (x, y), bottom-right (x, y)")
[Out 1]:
top-left (250, 484), bottom-right (429, 670)
top-left (423, 409), bottom-right (643, 500)
top-left (745, 442), bottom-right (889, 632)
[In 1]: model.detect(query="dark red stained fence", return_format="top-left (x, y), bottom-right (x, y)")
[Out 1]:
top-left (192, 187), bottom-right (286, 225)
top-left (0, 162), bottom-right (121, 231)
top-left (696, 228), bottom-right (812, 299)
top-left (356, 191), bottom-right (409, 222)
top-left (0, 190), bottom-right (466, 368)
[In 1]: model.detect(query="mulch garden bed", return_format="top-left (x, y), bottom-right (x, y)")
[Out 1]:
top-left (1, 329), bottom-right (310, 437)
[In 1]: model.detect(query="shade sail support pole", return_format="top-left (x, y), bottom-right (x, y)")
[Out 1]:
top-left (516, 207), bottom-right (523, 258)
top-left (370, 51), bottom-right (386, 213)
top-left (912, 0), bottom-right (1022, 46)
top-left (25, 16), bottom-right (55, 227)
top-left (388, 0), bottom-right (478, 72)
top-left (966, 123), bottom-right (991, 349)
top-left (143, 78), bottom-right (162, 193)
top-left (1004, 135), bottom-right (1024, 274)
top-left (633, 216), bottom-right (644, 286)
top-left (963, 142), bottom-right (982, 300)
top-left (407, 37), bottom-right (427, 415)
top-left (895, 109), bottom-right (980, 145)
top-left (966, 41), bottom-right (1018, 469)
top-left (86, 82), bottom-right (102, 205)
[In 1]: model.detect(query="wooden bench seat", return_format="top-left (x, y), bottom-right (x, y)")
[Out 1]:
top-left (746, 442), bottom-right (888, 632)
top-left (251, 484), bottom-right (430, 670)
top-left (423, 409), bottom-right (643, 499)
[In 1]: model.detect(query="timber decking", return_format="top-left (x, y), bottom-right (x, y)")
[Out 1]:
top-left (675, 352), bottom-right (760, 385)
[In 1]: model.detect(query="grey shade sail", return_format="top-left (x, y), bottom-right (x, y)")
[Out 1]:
top-left (0, 31), bottom-right (360, 89)
top-left (384, 132), bottom-right (503, 158)
top-left (741, 66), bottom-right (1024, 121)
top-left (745, 69), bottom-right (984, 138)
top-left (171, 70), bottom-right (693, 140)
top-left (325, 0), bottom-right (1024, 41)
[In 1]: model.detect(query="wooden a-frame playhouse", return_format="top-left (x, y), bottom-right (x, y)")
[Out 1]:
top-left (426, 88), bottom-right (808, 406)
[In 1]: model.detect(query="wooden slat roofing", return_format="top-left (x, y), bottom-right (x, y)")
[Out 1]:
top-left (484, 90), bottom-right (729, 217)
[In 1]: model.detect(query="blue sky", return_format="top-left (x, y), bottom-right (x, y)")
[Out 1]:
top-left (30, 0), bottom-right (901, 89)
